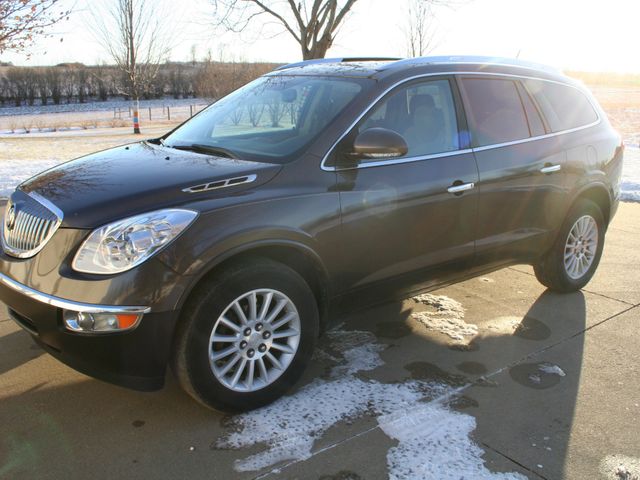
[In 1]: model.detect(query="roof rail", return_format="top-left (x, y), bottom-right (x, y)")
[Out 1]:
top-left (383, 55), bottom-right (562, 74)
top-left (274, 57), bottom-right (401, 71)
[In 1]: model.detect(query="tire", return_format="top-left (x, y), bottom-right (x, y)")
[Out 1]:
top-left (534, 198), bottom-right (605, 293)
top-left (171, 258), bottom-right (319, 412)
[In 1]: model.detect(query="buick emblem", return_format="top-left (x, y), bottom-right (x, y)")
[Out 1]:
top-left (6, 205), bottom-right (16, 231)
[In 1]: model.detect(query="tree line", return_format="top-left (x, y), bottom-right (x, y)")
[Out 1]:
top-left (0, 60), bottom-right (277, 108)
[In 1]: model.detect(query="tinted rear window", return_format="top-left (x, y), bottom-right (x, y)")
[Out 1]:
top-left (524, 79), bottom-right (598, 132)
top-left (460, 78), bottom-right (530, 147)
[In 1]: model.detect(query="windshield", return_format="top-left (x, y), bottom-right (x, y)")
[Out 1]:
top-left (164, 75), bottom-right (367, 163)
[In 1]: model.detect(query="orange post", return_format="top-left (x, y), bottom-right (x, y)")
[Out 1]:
top-left (133, 110), bottom-right (140, 134)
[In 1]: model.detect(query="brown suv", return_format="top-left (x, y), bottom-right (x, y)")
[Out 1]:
top-left (0, 56), bottom-right (624, 411)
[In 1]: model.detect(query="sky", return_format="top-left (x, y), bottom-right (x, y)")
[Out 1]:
top-left (1, 0), bottom-right (639, 73)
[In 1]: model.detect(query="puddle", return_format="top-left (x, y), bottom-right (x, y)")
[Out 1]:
top-left (513, 316), bottom-right (551, 341)
top-left (319, 471), bottom-right (363, 480)
top-left (509, 362), bottom-right (566, 389)
top-left (373, 320), bottom-right (413, 339)
top-left (486, 315), bottom-right (551, 341)
top-left (404, 361), bottom-right (468, 387)
top-left (448, 340), bottom-right (480, 352)
top-left (449, 395), bottom-right (480, 410)
top-left (456, 361), bottom-right (488, 375)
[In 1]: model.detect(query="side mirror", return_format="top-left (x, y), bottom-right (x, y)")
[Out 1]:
top-left (351, 128), bottom-right (408, 159)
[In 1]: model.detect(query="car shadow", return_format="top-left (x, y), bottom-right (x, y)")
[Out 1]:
top-left (0, 286), bottom-right (586, 480)
top-left (0, 326), bottom-right (45, 377)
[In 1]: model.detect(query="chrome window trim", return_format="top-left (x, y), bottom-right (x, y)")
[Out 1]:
top-left (0, 272), bottom-right (151, 314)
top-left (320, 71), bottom-right (601, 172)
top-left (471, 119), bottom-right (601, 152)
top-left (329, 149), bottom-right (474, 171)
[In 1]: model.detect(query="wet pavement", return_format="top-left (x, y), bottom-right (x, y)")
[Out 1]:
top-left (0, 202), bottom-right (639, 480)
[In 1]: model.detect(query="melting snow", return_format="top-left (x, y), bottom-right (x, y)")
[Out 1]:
top-left (217, 328), bottom-right (525, 479)
top-left (538, 363), bottom-right (566, 377)
top-left (411, 294), bottom-right (478, 341)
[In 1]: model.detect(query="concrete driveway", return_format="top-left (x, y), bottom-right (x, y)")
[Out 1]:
top-left (0, 203), bottom-right (638, 480)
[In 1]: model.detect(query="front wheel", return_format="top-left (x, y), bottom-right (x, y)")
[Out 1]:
top-left (534, 198), bottom-right (605, 292)
top-left (171, 258), bottom-right (319, 412)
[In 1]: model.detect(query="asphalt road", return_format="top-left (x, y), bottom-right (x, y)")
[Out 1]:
top-left (0, 203), bottom-right (638, 480)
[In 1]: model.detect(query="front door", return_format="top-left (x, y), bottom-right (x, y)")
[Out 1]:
top-left (329, 77), bottom-right (479, 299)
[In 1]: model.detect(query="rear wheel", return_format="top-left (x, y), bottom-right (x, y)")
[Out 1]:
top-left (534, 198), bottom-right (605, 292)
top-left (172, 258), bottom-right (319, 412)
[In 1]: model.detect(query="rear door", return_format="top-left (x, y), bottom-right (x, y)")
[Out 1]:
top-left (329, 76), bottom-right (479, 297)
top-left (458, 75), bottom-right (569, 263)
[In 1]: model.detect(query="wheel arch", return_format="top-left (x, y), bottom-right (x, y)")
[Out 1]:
top-left (570, 182), bottom-right (612, 227)
top-left (176, 240), bottom-right (332, 333)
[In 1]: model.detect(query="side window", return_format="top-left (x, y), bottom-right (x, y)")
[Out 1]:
top-left (460, 78), bottom-right (530, 146)
top-left (516, 81), bottom-right (546, 137)
top-left (358, 79), bottom-right (460, 158)
top-left (524, 79), bottom-right (598, 132)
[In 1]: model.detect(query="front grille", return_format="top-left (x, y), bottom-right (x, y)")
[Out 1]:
top-left (1, 191), bottom-right (63, 259)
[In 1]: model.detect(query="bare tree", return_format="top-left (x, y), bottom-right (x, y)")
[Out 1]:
top-left (405, 0), bottom-right (439, 57)
top-left (0, 0), bottom-right (70, 55)
top-left (211, 0), bottom-right (359, 60)
top-left (89, 0), bottom-right (172, 133)
top-left (406, 0), bottom-right (472, 57)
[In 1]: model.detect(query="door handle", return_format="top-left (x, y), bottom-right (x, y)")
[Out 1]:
top-left (447, 182), bottom-right (475, 194)
top-left (540, 164), bottom-right (562, 174)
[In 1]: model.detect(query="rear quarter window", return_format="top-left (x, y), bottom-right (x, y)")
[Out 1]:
top-left (523, 79), bottom-right (598, 132)
top-left (460, 78), bottom-right (530, 147)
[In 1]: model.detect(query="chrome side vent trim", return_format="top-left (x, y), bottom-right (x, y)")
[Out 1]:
top-left (182, 174), bottom-right (257, 193)
top-left (1, 191), bottom-right (64, 259)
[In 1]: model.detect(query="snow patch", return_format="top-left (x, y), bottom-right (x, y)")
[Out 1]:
top-left (600, 454), bottom-right (640, 480)
top-left (411, 294), bottom-right (478, 341)
top-left (538, 362), bottom-right (566, 377)
top-left (325, 329), bottom-right (385, 377)
top-left (217, 328), bottom-right (524, 479)
top-left (379, 404), bottom-right (524, 480)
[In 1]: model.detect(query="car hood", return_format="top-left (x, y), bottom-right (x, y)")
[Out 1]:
top-left (18, 142), bottom-right (282, 228)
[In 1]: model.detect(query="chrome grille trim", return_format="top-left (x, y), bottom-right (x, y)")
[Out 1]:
top-left (0, 272), bottom-right (150, 315)
top-left (182, 174), bottom-right (257, 193)
top-left (1, 192), bottom-right (63, 259)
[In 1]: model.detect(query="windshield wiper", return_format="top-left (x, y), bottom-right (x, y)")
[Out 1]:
top-left (167, 144), bottom-right (237, 159)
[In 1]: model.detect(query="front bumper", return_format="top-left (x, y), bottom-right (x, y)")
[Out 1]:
top-left (0, 272), bottom-right (179, 391)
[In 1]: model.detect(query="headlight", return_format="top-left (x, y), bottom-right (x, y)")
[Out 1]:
top-left (72, 209), bottom-right (198, 274)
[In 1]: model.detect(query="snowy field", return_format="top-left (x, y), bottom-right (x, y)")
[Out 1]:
top-left (0, 97), bottom-right (210, 117)
top-left (0, 143), bottom-right (638, 201)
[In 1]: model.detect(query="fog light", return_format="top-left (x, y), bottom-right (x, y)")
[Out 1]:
top-left (63, 310), bottom-right (142, 333)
